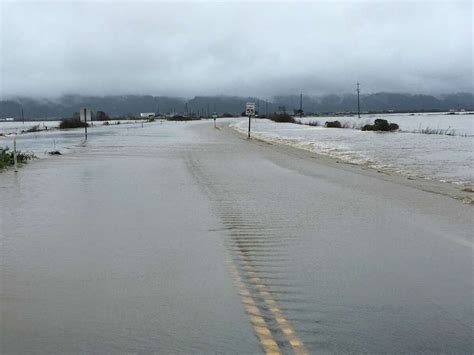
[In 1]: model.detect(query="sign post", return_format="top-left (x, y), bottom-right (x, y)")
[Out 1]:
top-left (80, 107), bottom-right (91, 141)
top-left (245, 102), bottom-right (256, 138)
top-left (212, 112), bottom-right (218, 128)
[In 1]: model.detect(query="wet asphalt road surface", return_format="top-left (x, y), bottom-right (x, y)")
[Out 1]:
top-left (1, 120), bottom-right (472, 353)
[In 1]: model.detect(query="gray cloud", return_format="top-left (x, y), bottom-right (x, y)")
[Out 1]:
top-left (1, 0), bottom-right (472, 98)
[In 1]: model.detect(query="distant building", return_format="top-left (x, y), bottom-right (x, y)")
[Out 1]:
top-left (140, 113), bottom-right (155, 118)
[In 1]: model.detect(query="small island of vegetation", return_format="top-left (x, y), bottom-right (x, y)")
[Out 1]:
top-left (0, 147), bottom-right (36, 170)
top-left (59, 117), bottom-right (88, 129)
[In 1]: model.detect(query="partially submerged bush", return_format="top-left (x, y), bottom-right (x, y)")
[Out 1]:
top-left (26, 125), bottom-right (41, 133)
top-left (48, 150), bottom-right (62, 155)
top-left (167, 115), bottom-right (200, 121)
top-left (362, 119), bottom-right (399, 132)
top-left (267, 112), bottom-right (298, 123)
top-left (325, 120), bottom-right (342, 128)
top-left (59, 118), bottom-right (88, 129)
top-left (0, 147), bottom-right (37, 169)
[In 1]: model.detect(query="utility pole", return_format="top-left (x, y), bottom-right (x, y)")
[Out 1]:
top-left (13, 134), bottom-right (18, 172)
top-left (83, 108), bottom-right (88, 141)
top-left (21, 108), bottom-right (24, 124)
top-left (299, 93), bottom-right (303, 118)
top-left (357, 82), bottom-right (361, 118)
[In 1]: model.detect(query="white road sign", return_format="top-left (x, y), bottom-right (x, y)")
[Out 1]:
top-left (80, 107), bottom-right (91, 122)
top-left (245, 102), bottom-right (256, 116)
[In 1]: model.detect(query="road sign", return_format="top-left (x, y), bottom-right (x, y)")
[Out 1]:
top-left (245, 102), bottom-right (256, 117)
top-left (80, 107), bottom-right (91, 122)
top-left (245, 102), bottom-right (256, 138)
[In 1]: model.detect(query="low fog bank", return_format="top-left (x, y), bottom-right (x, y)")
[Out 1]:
top-left (1, 92), bottom-right (473, 119)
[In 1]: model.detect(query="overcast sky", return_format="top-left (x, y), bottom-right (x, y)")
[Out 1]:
top-left (0, 0), bottom-right (472, 99)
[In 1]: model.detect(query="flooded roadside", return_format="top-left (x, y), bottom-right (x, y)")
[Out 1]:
top-left (1, 120), bottom-right (472, 353)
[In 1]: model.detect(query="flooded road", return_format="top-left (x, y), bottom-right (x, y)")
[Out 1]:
top-left (1, 121), bottom-right (473, 353)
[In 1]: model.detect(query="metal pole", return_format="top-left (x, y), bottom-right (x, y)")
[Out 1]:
top-left (13, 134), bottom-right (18, 172)
top-left (84, 108), bottom-right (88, 141)
top-left (357, 82), bottom-right (361, 118)
top-left (248, 115), bottom-right (251, 138)
top-left (300, 93), bottom-right (303, 118)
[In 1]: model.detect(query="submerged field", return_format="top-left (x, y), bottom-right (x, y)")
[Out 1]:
top-left (1, 113), bottom-right (472, 188)
top-left (232, 112), bottom-right (473, 187)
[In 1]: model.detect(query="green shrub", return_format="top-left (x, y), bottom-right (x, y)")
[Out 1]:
top-left (0, 147), bottom-right (37, 170)
top-left (325, 120), bottom-right (342, 128)
top-left (267, 112), bottom-right (298, 123)
top-left (362, 119), bottom-right (399, 131)
top-left (59, 118), bottom-right (88, 129)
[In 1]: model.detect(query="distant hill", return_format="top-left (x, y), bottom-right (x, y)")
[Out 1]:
top-left (1, 93), bottom-right (472, 119)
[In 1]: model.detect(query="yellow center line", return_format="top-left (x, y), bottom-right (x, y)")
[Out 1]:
top-left (236, 251), bottom-right (309, 355)
top-left (226, 260), bottom-right (281, 355)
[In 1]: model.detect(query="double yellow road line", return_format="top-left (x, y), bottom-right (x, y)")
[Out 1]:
top-left (226, 253), bottom-right (308, 355)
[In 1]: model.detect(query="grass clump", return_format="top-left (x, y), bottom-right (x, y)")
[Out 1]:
top-left (59, 118), bottom-right (88, 129)
top-left (416, 126), bottom-right (466, 136)
top-left (362, 119), bottom-right (399, 132)
top-left (0, 147), bottom-right (37, 170)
